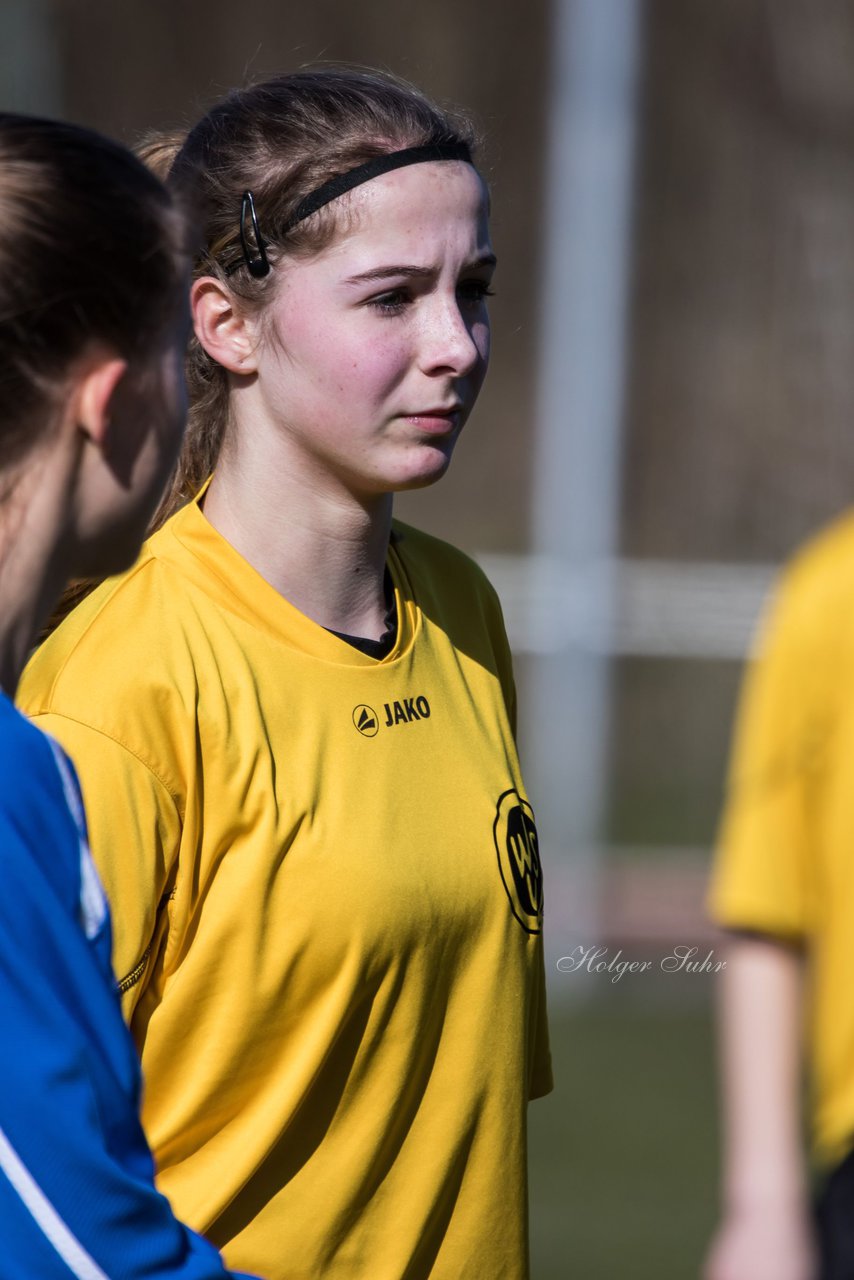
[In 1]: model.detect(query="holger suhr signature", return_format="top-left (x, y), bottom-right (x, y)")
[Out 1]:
top-left (556, 944), bottom-right (726, 983)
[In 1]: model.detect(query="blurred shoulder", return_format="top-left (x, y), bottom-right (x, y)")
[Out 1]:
top-left (0, 696), bottom-right (76, 874)
top-left (748, 510), bottom-right (854, 675)
top-left (19, 522), bottom-right (194, 727)
top-left (0, 694), bottom-right (53, 777)
top-left (771, 510), bottom-right (854, 630)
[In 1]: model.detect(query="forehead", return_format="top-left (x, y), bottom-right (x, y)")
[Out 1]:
top-left (323, 161), bottom-right (491, 266)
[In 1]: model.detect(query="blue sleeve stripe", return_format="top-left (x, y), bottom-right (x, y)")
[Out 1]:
top-left (45, 737), bottom-right (86, 836)
top-left (45, 737), bottom-right (107, 942)
top-left (0, 1124), bottom-right (111, 1280)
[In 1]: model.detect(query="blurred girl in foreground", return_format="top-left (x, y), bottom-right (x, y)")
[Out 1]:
top-left (21, 70), bottom-right (553, 1279)
top-left (0, 113), bottom-right (256, 1279)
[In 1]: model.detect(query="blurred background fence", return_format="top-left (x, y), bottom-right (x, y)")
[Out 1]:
top-left (6, 0), bottom-right (854, 1273)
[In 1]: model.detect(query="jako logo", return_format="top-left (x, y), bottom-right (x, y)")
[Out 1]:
top-left (383, 696), bottom-right (431, 727)
top-left (493, 790), bottom-right (543, 934)
top-left (352, 705), bottom-right (379, 738)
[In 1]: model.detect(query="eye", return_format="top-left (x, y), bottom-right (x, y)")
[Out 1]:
top-left (457, 279), bottom-right (495, 306)
top-left (366, 288), bottom-right (412, 316)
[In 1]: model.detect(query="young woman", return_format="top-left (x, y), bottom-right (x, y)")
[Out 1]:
top-left (20, 70), bottom-right (553, 1279)
top-left (0, 114), bottom-right (255, 1278)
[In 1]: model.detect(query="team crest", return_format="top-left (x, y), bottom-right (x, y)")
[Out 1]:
top-left (493, 789), bottom-right (543, 934)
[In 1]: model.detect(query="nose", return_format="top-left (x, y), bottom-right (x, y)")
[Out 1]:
top-left (419, 296), bottom-right (486, 379)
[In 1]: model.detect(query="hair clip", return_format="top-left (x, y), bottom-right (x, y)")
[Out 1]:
top-left (236, 190), bottom-right (270, 278)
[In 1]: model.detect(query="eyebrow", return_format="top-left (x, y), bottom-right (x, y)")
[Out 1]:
top-left (344, 253), bottom-right (498, 285)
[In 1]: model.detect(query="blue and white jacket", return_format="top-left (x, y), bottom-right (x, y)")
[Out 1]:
top-left (0, 693), bottom-right (257, 1279)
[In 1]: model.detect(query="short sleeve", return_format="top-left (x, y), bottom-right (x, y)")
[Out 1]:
top-left (528, 936), bottom-right (554, 1100)
top-left (708, 565), bottom-right (832, 941)
top-left (28, 712), bottom-right (181, 1017)
top-left (481, 576), bottom-right (519, 739)
top-left (477, 571), bottom-right (550, 1094)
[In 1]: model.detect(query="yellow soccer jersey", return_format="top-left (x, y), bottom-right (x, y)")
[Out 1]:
top-left (19, 495), bottom-right (553, 1279)
top-left (709, 510), bottom-right (854, 1167)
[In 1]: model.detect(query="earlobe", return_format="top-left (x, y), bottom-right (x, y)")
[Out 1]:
top-left (75, 355), bottom-right (128, 447)
top-left (192, 276), bottom-right (257, 374)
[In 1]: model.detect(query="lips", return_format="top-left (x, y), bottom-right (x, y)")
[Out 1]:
top-left (404, 405), bottom-right (463, 434)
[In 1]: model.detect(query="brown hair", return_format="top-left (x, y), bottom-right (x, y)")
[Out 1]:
top-left (0, 113), bottom-right (189, 471)
top-left (145, 67), bottom-right (478, 530)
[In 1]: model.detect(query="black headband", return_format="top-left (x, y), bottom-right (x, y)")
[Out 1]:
top-left (227, 140), bottom-right (473, 279)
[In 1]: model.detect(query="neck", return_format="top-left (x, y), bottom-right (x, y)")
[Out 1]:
top-left (0, 456), bottom-right (76, 697)
top-left (203, 425), bottom-right (394, 641)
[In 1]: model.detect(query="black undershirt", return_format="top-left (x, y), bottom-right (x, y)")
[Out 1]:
top-left (325, 568), bottom-right (398, 659)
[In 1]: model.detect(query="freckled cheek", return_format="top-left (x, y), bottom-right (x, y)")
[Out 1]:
top-left (333, 340), bottom-right (413, 402)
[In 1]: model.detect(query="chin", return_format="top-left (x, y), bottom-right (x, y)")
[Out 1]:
top-left (387, 442), bottom-right (456, 492)
top-left (393, 469), bottom-right (450, 494)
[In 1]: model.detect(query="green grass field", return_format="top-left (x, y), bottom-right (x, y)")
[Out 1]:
top-left (528, 1000), bottom-right (720, 1279)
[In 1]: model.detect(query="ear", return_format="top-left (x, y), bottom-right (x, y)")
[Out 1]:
top-left (74, 355), bottom-right (128, 447)
top-left (192, 276), bottom-right (259, 374)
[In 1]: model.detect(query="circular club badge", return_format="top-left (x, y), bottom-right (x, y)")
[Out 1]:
top-left (493, 789), bottom-right (543, 934)
top-left (352, 705), bottom-right (379, 738)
